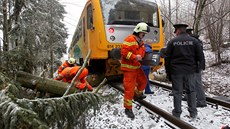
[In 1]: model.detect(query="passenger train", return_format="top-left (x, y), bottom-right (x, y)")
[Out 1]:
top-left (68, 0), bottom-right (165, 85)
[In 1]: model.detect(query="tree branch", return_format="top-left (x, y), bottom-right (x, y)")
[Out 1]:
top-left (62, 50), bottom-right (92, 96)
top-left (204, 0), bottom-right (218, 7)
top-left (199, 10), bottom-right (230, 32)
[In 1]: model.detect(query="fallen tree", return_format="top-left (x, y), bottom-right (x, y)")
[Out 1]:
top-left (0, 49), bottom-right (110, 128)
top-left (16, 71), bottom-right (77, 96)
top-left (0, 72), bottom-right (104, 129)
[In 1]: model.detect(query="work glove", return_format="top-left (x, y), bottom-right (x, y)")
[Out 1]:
top-left (75, 82), bottom-right (93, 92)
top-left (76, 83), bottom-right (87, 91)
top-left (87, 84), bottom-right (93, 91)
top-left (136, 55), bottom-right (142, 61)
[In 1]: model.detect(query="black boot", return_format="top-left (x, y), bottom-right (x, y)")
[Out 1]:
top-left (182, 95), bottom-right (187, 101)
top-left (125, 109), bottom-right (135, 119)
top-left (169, 92), bottom-right (173, 96)
top-left (145, 91), bottom-right (154, 94)
top-left (196, 103), bottom-right (207, 107)
top-left (139, 94), bottom-right (146, 99)
top-left (134, 93), bottom-right (146, 101)
top-left (190, 113), bottom-right (197, 119)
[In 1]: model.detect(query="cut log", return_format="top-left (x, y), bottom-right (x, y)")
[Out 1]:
top-left (16, 71), bottom-right (78, 96)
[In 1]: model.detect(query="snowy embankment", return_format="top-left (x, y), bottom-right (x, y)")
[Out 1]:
top-left (86, 85), bottom-right (230, 129)
top-left (202, 47), bottom-right (230, 97)
top-left (85, 45), bottom-right (230, 129)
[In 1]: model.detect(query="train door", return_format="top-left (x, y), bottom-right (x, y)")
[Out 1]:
top-left (86, 3), bottom-right (96, 57)
top-left (85, 2), bottom-right (106, 86)
top-left (86, 3), bottom-right (93, 51)
top-left (82, 17), bottom-right (87, 55)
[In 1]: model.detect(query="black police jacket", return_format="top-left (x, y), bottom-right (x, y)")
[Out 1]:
top-left (191, 34), bottom-right (205, 71)
top-left (165, 33), bottom-right (204, 74)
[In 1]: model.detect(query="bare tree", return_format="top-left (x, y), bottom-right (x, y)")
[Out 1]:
top-left (192, 0), bottom-right (208, 35)
top-left (203, 0), bottom-right (229, 63)
top-left (228, 0), bottom-right (230, 42)
top-left (2, 0), bottom-right (9, 51)
top-left (175, 0), bottom-right (179, 23)
top-left (168, 0), bottom-right (172, 39)
top-left (159, 0), bottom-right (196, 42)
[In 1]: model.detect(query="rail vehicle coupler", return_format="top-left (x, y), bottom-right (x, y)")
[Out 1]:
top-left (110, 48), bottom-right (121, 60)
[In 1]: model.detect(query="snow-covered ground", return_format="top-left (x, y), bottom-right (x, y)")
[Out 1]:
top-left (202, 45), bottom-right (230, 97)
top-left (85, 45), bottom-right (230, 129)
top-left (86, 85), bottom-right (230, 129)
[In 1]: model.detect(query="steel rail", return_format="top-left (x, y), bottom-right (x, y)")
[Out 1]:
top-left (150, 80), bottom-right (230, 109)
top-left (109, 82), bottom-right (197, 129)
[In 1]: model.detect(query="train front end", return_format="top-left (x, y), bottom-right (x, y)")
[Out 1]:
top-left (98, 0), bottom-right (164, 76)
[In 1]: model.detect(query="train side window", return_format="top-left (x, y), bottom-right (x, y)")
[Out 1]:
top-left (161, 15), bottom-right (165, 27)
top-left (83, 17), bottom-right (86, 42)
top-left (72, 19), bottom-right (82, 45)
top-left (87, 4), bottom-right (93, 29)
top-left (152, 10), bottom-right (158, 27)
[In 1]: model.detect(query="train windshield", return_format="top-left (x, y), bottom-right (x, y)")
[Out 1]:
top-left (100, 0), bottom-right (159, 27)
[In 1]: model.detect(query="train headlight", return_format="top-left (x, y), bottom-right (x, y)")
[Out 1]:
top-left (110, 36), bottom-right (115, 41)
top-left (109, 28), bottom-right (114, 33)
top-left (153, 37), bottom-right (158, 42)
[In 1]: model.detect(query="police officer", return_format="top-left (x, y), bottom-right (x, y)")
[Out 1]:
top-left (186, 28), bottom-right (207, 107)
top-left (165, 24), bottom-right (204, 119)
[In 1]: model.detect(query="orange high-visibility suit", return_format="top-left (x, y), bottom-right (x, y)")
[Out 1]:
top-left (57, 61), bottom-right (75, 74)
top-left (121, 34), bottom-right (147, 109)
top-left (54, 66), bottom-right (92, 91)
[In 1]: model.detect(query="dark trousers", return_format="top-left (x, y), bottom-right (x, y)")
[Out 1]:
top-left (195, 72), bottom-right (207, 105)
top-left (143, 68), bottom-right (151, 93)
top-left (171, 73), bottom-right (197, 118)
top-left (183, 72), bottom-right (207, 105)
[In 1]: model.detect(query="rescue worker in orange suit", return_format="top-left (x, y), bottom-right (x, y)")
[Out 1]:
top-left (54, 66), bottom-right (93, 91)
top-left (57, 57), bottom-right (76, 75)
top-left (121, 22), bottom-right (150, 119)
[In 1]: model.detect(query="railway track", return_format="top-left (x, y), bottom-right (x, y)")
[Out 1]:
top-left (106, 79), bottom-right (230, 129)
top-left (108, 81), bottom-right (197, 129)
top-left (150, 80), bottom-right (230, 110)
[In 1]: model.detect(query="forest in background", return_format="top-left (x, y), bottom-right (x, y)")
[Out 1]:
top-left (0, 0), bottom-right (229, 128)
top-left (0, 0), bottom-right (229, 78)
top-left (0, 0), bottom-right (68, 78)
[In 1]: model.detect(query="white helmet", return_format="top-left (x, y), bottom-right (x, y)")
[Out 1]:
top-left (67, 57), bottom-right (76, 64)
top-left (133, 22), bottom-right (150, 33)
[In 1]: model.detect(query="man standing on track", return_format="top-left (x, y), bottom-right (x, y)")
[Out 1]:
top-left (121, 22), bottom-right (150, 119)
top-left (165, 24), bottom-right (204, 119)
top-left (186, 28), bottom-right (207, 107)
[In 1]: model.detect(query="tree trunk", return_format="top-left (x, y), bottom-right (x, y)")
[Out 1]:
top-left (168, 0), bottom-right (172, 39)
top-left (193, 0), bottom-right (207, 35)
top-left (176, 0), bottom-right (179, 23)
top-left (16, 71), bottom-right (78, 96)
top-left (0, 41), bottom-right (2, 64)
top-left (229, 0), bottom-right (230, 42)
top-left (49, 4), bottom-right (54, 78)
top-left (3, 0), bottom-right (9, 51)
